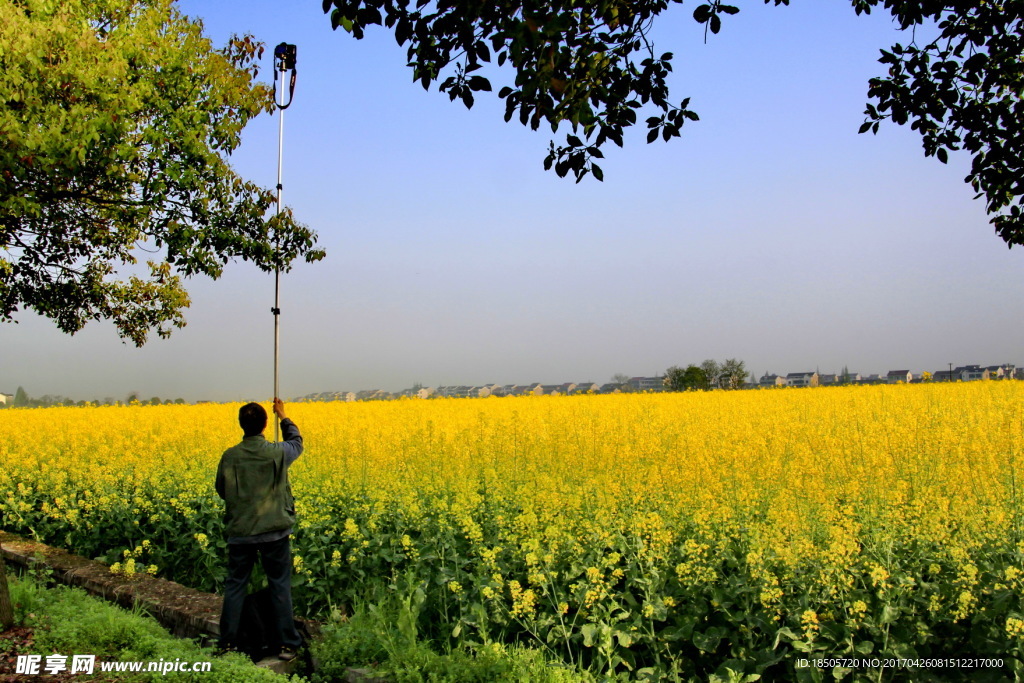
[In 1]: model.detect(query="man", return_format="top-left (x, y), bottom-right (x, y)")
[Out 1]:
top-left (216, 398), bottom-right (303, 660)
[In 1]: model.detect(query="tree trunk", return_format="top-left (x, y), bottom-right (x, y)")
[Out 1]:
top-left (0, 550), bottom-right (13, 631)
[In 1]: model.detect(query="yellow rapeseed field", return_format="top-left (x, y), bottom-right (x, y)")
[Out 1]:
top-left (1, 382), bottom-right (1022, 678)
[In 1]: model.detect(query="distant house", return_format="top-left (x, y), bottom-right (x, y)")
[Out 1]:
top-left (985, 364), bottom-right (1014, 379)
top-left (759, 373), bottom-right (786, 388)
top-left (886, 370), bottom-right (913, 384)
top-left (785, 372), bottom-right (818, 388)
top-left (355, 389), bottom-right (389, 401)
top-left (599, 383), bottom-right (624, 394)
top-left (818, 372), bottom-right (859, 385)
top-left (571, 383), bottom-right (600, 395)
top-left (954, 365), bottom-right (989, 381)
top-left (856, 374), bottom-right (885, 385)
top-left (493, 384), bottom-right (517, 397)
top-left (932, 370), bottom-right (957, 382)
top-left (0, 393), bottom-right (10, 406)
top-left (629, 376), bottom-right (665, 392)
top-left (508, 384), bottom-right (542, 397)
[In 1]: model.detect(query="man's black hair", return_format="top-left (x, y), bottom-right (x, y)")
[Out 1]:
top-left (239, 402), bottom-right (268, 436)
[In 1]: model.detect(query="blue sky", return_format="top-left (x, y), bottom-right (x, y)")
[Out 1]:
top-left (3, 1), bottom-right (1022, 402)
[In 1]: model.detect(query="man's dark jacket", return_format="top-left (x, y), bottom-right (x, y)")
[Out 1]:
top-left (216, 418), bottom-right (303, 541)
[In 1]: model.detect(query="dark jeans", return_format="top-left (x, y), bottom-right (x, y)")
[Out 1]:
top-left (219, 536), bottom-right (302, 650)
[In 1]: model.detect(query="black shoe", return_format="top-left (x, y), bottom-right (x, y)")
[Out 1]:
top-left (278, 646), bottom-right (298, 662)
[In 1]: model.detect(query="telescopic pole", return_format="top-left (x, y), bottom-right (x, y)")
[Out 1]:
top-left (272, 43), bottom-right (296, 442)
top-left (273, 76), bottom-right (284, 441)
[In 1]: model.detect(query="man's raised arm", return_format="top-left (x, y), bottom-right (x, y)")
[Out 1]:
top-left (273, 398), bottom-right (303, 464)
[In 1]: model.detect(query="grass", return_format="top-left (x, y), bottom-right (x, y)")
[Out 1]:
top-left (307, 590), bottom-right (595, 683)
top-left (2, 568), bottom-right (299, 682)
top-left (2, 567), bottom-right (593, 682)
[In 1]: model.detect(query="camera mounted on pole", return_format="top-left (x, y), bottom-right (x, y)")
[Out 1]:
top-left (273, 43), bottom-right (297, 110)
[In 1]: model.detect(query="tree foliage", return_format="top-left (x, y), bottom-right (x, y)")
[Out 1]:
top-left (667, 358), bottom-right (746, 391)
top-left (720, 357), bottom-right (746, 389)
top-left (857, 0), bottom-right (1024, 247)
top-left (1, 0), bottom-right (325, 346)
top-left (322, 0), bottom-right (1024, 246)
top-left (664, 365), bottom-right (686, 391)
top-left (665, 363), bottom-right (708, 391)
top-left (699, 359), bottom-right (721, 389)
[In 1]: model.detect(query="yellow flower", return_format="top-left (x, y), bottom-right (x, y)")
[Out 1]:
top-left (801, 610), bottom-right (819, 639)
top-left (869, 564), bottom-right (890, 589)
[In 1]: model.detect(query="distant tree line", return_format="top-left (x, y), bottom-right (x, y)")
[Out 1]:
top-left (3, 387), bottom-right (185, 408)
top-left (664, 359), bottom-right (747, 392)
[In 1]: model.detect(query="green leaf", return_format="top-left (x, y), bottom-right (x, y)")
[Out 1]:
top-left (692, 626), bottom-right (724, 652)
top-left (880, 604), bottom-right (899, 624)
